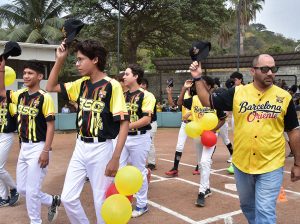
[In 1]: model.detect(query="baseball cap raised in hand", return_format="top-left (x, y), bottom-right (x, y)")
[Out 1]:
top-left (62, 18), bottom-right (84, 46)
top-left (0, 41), bottom-right (22, 60)
top-left (189, 41), bottom-right (211, 62)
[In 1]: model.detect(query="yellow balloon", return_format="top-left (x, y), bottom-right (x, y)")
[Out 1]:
top-left (185, 121), bottom-right (203, 138)
top-left (115, 165), bottom-right (143, 196)
top-left (4, 66), bottom-right (16, 86)
top-left (201, 113), bottom-right (218, 130)
top-left (101, 194), bottom-right (132, 224)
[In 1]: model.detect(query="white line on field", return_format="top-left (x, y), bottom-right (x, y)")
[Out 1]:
top-left (147, 200), bottom-right (197, 224)
top-left (196, 210), bottom-right (243, 224)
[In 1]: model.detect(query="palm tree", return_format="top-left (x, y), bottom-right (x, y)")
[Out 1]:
top-left (231, 0), bottom-right (265, 55)
top-left (0, 0), bottom-right (66, 44)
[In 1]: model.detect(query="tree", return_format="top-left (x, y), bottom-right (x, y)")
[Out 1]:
top-left (0, 0), bottom-right (65, 44)
top-left (230, 0), bottom-right (265, 55)
top-left (64, 0), bottom-right (229, 65)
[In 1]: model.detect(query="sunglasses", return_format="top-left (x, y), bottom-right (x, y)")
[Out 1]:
top-left (253, 66), bottom-right (279, 73)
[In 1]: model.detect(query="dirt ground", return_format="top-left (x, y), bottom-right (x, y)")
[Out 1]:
top-left (0, 128), bottom-right (299, 224)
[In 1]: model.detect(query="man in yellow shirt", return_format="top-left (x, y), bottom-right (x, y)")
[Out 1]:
top-left (189, 54), bottom-right (300, 224)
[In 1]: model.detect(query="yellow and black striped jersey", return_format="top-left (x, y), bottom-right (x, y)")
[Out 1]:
top-left (7, 88), bottom-right (55, 142)
top-left (60, 76), bottom-right (129, 138)
top-left (0, 91), bottom-right (17, 133)
top-left (124, 88), bottom-right (156, 132)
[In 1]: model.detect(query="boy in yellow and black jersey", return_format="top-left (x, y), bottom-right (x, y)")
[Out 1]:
top-left (0, 93), bottom-right (19, 208)
top-left (121, 64), bottom-right (156, 218)
top-left (60, 76), bottom-right (127, 139)
top-left (46, 39), bottom-right (129, 224)
top-left (181, 76), bottom-right (226, 207)
top-left (0, 60), bottom-right (59, 223)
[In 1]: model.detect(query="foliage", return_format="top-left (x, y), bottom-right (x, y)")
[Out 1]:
top-left (0, 0), bottom-right (65, 43)
top-left (63, 0), bottom-right (229, 69)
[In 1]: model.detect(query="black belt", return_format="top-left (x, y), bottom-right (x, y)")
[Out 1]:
top-left (128, 130), bottom-right (147, 136)
top-left (21, 138), bottom-right (41, 143)
top-left (77, 134), bottom-right (106, 143)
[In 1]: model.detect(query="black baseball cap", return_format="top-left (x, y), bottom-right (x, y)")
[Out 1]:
top-left (189, 41), bottom-right (211, 62)
top-left (62, 19), bottom-right (84, 46)
top-left (0, 41), bottom-right (22, 60)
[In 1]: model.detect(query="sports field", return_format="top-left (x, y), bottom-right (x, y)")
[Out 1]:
top-left (1, 128), bottom-right (299, 224)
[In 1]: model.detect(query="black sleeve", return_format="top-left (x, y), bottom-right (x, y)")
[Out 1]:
top-left (210, 87), bottom-right (235, 111)
top-left (216, 109), bottom-right (227, 120)
top-left (59, 83), bottom-right (70, 101)
top-left (183, 98), bottom-right (192, 110)
top-left (284, 99), bottom-right (299, 132)
top-left (5, 90), bottom-right (12, 103)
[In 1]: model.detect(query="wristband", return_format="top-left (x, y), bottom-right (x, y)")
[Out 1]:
top-left (193, 77), bottom-right (202, 82)
top-left (42, 150), bottom-right (50, 153)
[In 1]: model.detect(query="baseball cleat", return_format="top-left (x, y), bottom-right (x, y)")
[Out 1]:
top-left (165, 169), bottom-right (178, 177)
top-left (48, 195), bottom-right (61, 222)
top-left (132, 206), bottom-right (148, 218)
top-left (9, 189), bottom-right (20, 206)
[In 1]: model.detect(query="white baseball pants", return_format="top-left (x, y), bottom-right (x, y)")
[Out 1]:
top-left (16, 141), bottom-right (53, 224)
top-left (61, 139), bottom-right (114, 224)
top-left (176, 122), bottom-right (188, 152)
top-left (119, 132), bottom-right (151, 208)
top-left (0, 133), bottom-right (16, 200)
top-left (147, 121), bottom-right (157, 165)
top-left (219, 122), bottom-right (231, 145)
top-left (194, 133), bottom-right (217, 193)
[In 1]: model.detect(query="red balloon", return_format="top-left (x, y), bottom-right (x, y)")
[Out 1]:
top-left (201, 131), bottom-right (217, 147)
top-left (105, 183), bottom-right (133, 202)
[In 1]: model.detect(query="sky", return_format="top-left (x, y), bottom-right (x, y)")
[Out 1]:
top-left (0, 0), bottom-right (299, 40)
top-left (255, 0), bottom-right (300, 40)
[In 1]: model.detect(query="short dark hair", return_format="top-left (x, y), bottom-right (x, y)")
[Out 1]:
top-left (230, 71), bottom-right (243, 80)
top-left (202, 75), bottom-right (215, 89)
top-left (115, 72), bottom-right (125, 82)
top-left (213, 77), bottom-right (220, 87)
top-left (140, 78), bottom-right (149, 88)
top-left (75, 39), bottom-right (108, 71)
top-left (128, 64), bottom-right (144, 84)
top-left (23, 60), bottom-right (45, 74)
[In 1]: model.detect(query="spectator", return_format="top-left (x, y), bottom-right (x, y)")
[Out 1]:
top-left (61, 104), bottom-right (70, 113)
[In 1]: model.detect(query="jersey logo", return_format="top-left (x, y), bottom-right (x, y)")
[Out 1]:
top-left (126, 102), bottom-right (139, 123)
top-left (194, 106), bottom-right (215, 119)
top-left (238, 101), bottom-right (282, 122)
top-left (98, 88), bottom-right (107, 99)
top-left (0, 117), bottom-right (7, 125)
top-left (33, 99), bottom-right (40, 107)
top-left (276, 96), bottom-right (284, 103)
top-left (79, 98), bottom-right (105, 113)
top-left (18, 104), bottom-right (39, 117)
top-left (0, 108), bottom-right (8, 116)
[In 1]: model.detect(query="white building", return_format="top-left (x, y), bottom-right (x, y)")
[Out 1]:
top-left (0, 41), bottom-right (59, 113)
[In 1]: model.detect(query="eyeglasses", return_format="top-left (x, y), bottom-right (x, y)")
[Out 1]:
top-left (253, 66), bottom-right (279, 73)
